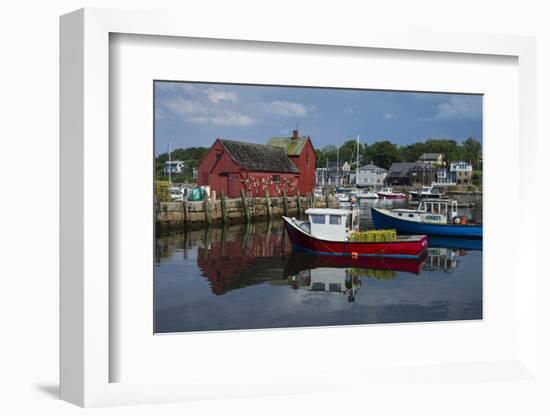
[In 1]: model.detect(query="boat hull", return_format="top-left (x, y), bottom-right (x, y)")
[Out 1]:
top-left (284, 250), bottom-right (428, 276)
top-left (357, 193), bottom-right (379, 200)
top-left (377, 192), bottom-right (406, 199)
top-left (371, 207), bottom-right (482, 238)
top-left (428, 236), bottom-right (482, 251)
top-left (283, 217), bottom-right (427, 258)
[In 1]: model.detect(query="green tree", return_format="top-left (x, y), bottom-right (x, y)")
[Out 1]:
top-left (364, 141), bottom-right (401, 169)
top-left (399, 142), bottom-right (428, 162)
top-left (155, 146), bottom-right (209, 182)
top-left (461, 137), bottom-right (482, 169)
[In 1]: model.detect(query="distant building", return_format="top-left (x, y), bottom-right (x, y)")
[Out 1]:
top-left (417, 153), bottom-right (444, 167)
top-left (197, 134), bottom-right (316, 198)
top-left (408, 164), bottom-right (437, 186)
top-left (315, 163), bottom-right (337, 186)
top-left (433, 168), bottom-right (456, 187)
top-left (386, 162), bottom-right (436, 186)
top-left (316, 160), bottom-right (355, 186)
top-left (267, 130), bottom-right (316, 195)
top-left (450, 161), bottom-right (473, 185)
top-left (340, 162), bottom-right (351, 184)
top-left (355, 164), bottom-right (387, 188)
top-left (385, 162), bottom-right (418, 186)
top-left (164, 160), bottom-right (185, 175)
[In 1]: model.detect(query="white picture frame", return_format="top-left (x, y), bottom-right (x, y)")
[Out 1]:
top-left (60, 8), bottom-right (538, 407)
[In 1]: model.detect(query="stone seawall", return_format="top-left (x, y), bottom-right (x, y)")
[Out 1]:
top-left (156, 194), bottom-right (339, 233)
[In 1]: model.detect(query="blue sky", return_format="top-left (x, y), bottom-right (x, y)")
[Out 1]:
top-left (154, 81), bottom-right (482, 155)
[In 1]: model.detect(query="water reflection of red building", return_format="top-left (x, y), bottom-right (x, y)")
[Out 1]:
top-left (197, 229), bottom-right (292, 295)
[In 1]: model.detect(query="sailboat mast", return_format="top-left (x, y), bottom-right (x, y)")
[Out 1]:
top-left (168, 140), bottom-right (172, 184)
top-left (336, 145), bottom-right (340, 187)
top-left (356, 135), bottom-right (360, 185)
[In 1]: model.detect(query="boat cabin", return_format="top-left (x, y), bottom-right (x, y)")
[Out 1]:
top-left (418, 199), bottom-right (458, 220)
top-left (387, 199), bottom-right (458, 224)
top-left (305, 208), bottom-right (358, 241)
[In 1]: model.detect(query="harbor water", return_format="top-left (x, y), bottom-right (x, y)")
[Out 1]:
top-left (155, 198), bottom-right (482, 333)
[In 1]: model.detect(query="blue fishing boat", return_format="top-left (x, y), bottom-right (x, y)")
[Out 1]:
top-left (428, 236), bottom-right (482, 251)
top-left (371, 199), bottom-right (482, 238)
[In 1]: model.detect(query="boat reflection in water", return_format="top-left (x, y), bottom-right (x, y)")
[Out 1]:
top-left (154, 221), bottom-right (482, 333)
top-left (195, 222), bottom-right (427, 298)
top-left (283, 250), bottom-right (428, 302)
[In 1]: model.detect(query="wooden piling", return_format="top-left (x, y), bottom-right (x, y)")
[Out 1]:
top-left (203, 191), bottom-right (211, 225)
top-left (282, 189), bottom-right (288, 216)
top-left (296, 191), bottom-right (302, 217)
top-left (183, 200), bottom-right (190, 228)
top-left (324, 189), bottom-right (330, 208)
top-left (220, 191), bottom-right (228, 225)
top-left (241, 189), bottom-right (251, 223)
top-left (265, 190), bottom-right (272, 220)
top-left (155, 195), bottom-right (160, 222)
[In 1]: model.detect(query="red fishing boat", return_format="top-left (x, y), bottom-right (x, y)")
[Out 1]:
top-left (283, 208), bottom-right (428, 259)
top-left (284, 250), bottom-right (428, 276)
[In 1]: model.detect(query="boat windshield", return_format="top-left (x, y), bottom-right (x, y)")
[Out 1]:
top-left (419, 200), bottom-right (457, 217)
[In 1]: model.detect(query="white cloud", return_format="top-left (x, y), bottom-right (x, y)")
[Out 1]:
top-left (189, 112), bottom-right (254, 126)
top-left (384, 113), bottom-right (394, 120)
top-left (204, 88), bottom-right (238, 103)
top-left (428, 96), bottom-right (482, 120)
top-left (262, 100), bottom-right (313, 117)
top-left (164, 97), bottom-right (206, 116)
top-left (344, 108), bottom-right (355, 115)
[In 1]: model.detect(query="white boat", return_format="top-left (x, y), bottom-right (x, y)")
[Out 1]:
top-left (409, 186), bottom-right (445, 199)
top-left (377, 187), bottom-right (407, 199)
top-left (356, 190), bottom-right (379, 200)
top-left (337, 193), bottom-right (350, 203)
top-left (170, 186), bottom-right (184, 201)
top-left (336, 188), bottom-right (358, 203)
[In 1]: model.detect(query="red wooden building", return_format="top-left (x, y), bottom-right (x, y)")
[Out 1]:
top-left (197, 139), bottom-right (300, 198)
top-left (197, 131), bottom-right (316, 198)
top-left (267, 130), bottom-right (316, 196)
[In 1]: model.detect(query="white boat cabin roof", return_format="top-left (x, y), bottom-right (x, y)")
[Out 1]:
top-left (305, 208), bottom-right (352, 216)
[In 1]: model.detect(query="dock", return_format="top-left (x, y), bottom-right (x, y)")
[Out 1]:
top-left (156, 194), bottom-right (338, 234)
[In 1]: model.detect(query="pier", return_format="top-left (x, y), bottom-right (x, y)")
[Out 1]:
top-left (156, 193), bottom-right (339, 234)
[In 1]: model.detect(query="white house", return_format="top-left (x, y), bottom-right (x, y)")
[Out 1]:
top-left (355, 164), bottom-right (387, 188)
top-left (449, 161), bottom-right (473, 185)
top-left (433, 168), bottom-right (456, 187)
top-left (164, 160), bottom-right (185, 175)
top-left (417, 153), bottom-right (444, 167)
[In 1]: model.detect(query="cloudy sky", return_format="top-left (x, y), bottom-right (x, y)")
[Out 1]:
top-left (154, 81), bottom-right (482, 155)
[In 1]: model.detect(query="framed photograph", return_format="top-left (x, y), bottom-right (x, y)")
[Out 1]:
top-left (60, 8), bottom-right (538, 407)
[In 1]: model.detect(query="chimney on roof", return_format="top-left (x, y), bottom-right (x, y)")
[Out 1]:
top-left (292, 129), bottom-right (299, 140)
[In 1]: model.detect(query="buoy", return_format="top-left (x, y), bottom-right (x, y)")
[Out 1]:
top-left (351, 252), bottom-right (359, 259)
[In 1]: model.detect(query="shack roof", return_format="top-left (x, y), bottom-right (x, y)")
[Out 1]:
top-left (267, 136), bottom-right (309, 156)
top-left (387, 162), bottom-right (419, 178)
top-left (419, 153), bottom-right (443, 160)
top-left (219, 139), bottom-right (299, 173)
top-left (358, 163), bottom-right (387, 172)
